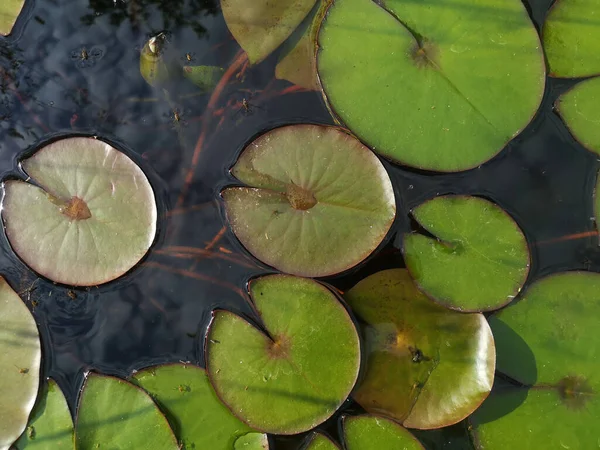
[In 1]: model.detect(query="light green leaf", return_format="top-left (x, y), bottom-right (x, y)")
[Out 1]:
top-left (182, 65), bottom-right (224, 91)
top-left (304, 432), bottom-right (339, 450)
top-left (234, 432), bottom-right (269, 449)
top-left (343, 415), bottom-right (424, 450)
top-left (0, 0), bottom-right (24, 36)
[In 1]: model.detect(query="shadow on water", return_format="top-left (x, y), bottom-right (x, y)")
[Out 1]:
top-left (0, 0), bottom-right (597, 448)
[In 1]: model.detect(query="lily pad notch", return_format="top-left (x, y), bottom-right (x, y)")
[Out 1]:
top-left (222, 124), bottom-right (396, 277)
top-left (2, 136), bottom-right (158, 287)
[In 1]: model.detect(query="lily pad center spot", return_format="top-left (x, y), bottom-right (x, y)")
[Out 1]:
top-left (61, 196), bottom-right (92, 221)
top-left (286, 183), bottom-right (317, 210)
top-left (267, 334), bottom-right (291, 360)
top-left (557, 375), bottom-right (594, 411)
top-left (411, 40), bottom-right (438, 69)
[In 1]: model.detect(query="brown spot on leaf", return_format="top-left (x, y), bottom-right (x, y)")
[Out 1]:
top-left (411, 40), bottom-right (438, 69)
top-left (557, 375), bottom-right (594, 410)
top-left (285, 183), bottom-right (317, 210)
top-left (267, 334), bottom-right (291, 360)
top-left (61, 196), bottom-right (92, 221)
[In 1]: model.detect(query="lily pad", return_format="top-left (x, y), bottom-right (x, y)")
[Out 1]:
top-left (13, 379), bottom-right (73, 449)
top-left (403, 195), bottom-right (530, 312)
top-left (182, 65), bottom-right (224, 91)
top-left (2, 137), bottom-right (157, 286)
top-left (222, 124), bottom-right (396, 278)
top-left (234, 432), bottom-right (269, 449)
top-left (304, 433), bottom-right (339, 450)
top-left (345, 269), bottom-right (495, 429)
top-left (131, 363), bottom-right (254, 450)
top-left (542, 0), bottom-right (600, 78)
top-left (140, 33), bottom-right (173, 87)
top-left (0, 0), bottom-right (24, 36)
top-left (206, 274), bottom-right (361, 435)
top-left (556, 76), bottom-right (600, 156)
top-left (75, 373), bottom-right (179, 450)
top-left (221, 0), bottom-right (317, 64)
top-left (275, 1), bottom-right (330, 91)
top-left (471, 272), bottom-right (600, 448)
top-left (317, 0), bottom-right (545, 172)
top-left (0, 277), bottom-right (41, 450)
top-left (343, 415), bottom-right (424, 450)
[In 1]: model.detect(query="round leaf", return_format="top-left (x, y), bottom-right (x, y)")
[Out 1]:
top-left (542, 0), bottom-right (600, 78)
top-left (221, 0), bottom-right (317, 64)
top-left (343, 415), bottom-right (424, 450)
top-left (223, 124), bottom-right (396, 277)
top-left (403, 195), bottom-right (530, 312)
top-left (345, 269), bottom-right (495, 429)
top-left (0, 0), bottom-right (24, 36)
top-left (556, 76), bottom-right (600, 156)
top-left (131, 363), bottom-right (254, 450)
top-left (317, 0), bottom-right (545, 171)
top-left (13, 379), bottom-right (73, 449)
top-left (182, 65), bottom-right (224, 91)
top-left (234, 432), bottom-right (269, 449)
top-left (472, 272), bottom-right (600, 449)
top-left (206, 274), bottom-right (361, 434)
top-left (0, 277), bottom-right (41, 450)
top-left (2, 137), bottom-right (157, 286)
top-left (75, 373), bottom-right (179, 450)
top-left (304, 433), bottom-right (339, 450)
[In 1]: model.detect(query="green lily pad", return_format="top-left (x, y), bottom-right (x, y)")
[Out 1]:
top-left (206, 274), bottom-right (361, 435)
top-left (222, 124), bottom-right (395, 277)
top-left (542, 0), bottom-right (600, 78)
top-left (0, 277), bottom-right (41, 450)
top-left (0, 0), bottom-right (24, 36)
top-left (304, 432), bottom-right (339, 450)
top-left (75, 373), bottom-right (179, 450)
top-left (317, 0), bottom-right (545, 172)
top-left (221, 0), bottom-right (317, 64)
top-left (471, 272), bottom-right (600, 448)
top-left (234, 432), bottom-right (269, 449)
top-left (131, 363), bottom-right (254, 450)
top-left (140, 33), bottom-right (175, 87)
top-left (345, 269), bottom-right (495, 429)
top-left (556, 76), bottom-right (600, 156)
top-left (343, 415), bottom-right (424, 450)
top-left (403, 195), bottom-right (530, 312)
top-left (275, 1), bottom-right (330, 91)
top-left (182, 65), bottom-right (224, 91)
top-left (2, 137), bottom-right (157, 286)
top-left (13, 379), bottom-right (73, 449)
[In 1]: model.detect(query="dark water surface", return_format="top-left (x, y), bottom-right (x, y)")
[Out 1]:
top-left (0, 0), bottom-right (596, 448)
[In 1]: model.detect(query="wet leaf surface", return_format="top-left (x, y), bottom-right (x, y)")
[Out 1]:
top-left (2, 137), bottom-right (157, 286)
top-left (13, 379), bottom-right (73, 449)
top-left (556, 76), bottom-right (600, 156)
top-left (343, 415), bottom-right (424, 450)
top-left (472, 272), bottom-right (600, 448)
top-left (403, 196), bottom-right (530, 312)
top-left (234, 432), bottom-right (270, 449)
top-left (131, 363), bottom-right (254, 450)
top-left (0, 0), bottom-right (24, 35)
top-left (345, 269), bottom-right (495, 429)
top-left (221, 0), bottom-right (317, 64)
top-left (542, 0), bottom-right (600, 78)
top-left (206, 274), bottom-right (361, 435)
top-left (222, 124), bottom-right (396, 277)
top-left (75, 373), bottom-right (179, 450)
top-left (317, 0), bottom-right (545, 171)
top-left (0, 277), bottom-right (41, 450)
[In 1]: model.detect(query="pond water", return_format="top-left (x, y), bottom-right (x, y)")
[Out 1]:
top-left (0, 0), bottom-right (598, 448)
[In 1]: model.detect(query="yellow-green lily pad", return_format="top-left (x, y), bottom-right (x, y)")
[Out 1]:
top-left (303, 432), bottom-right (339, 450)
top-left (13, 379), bottom-right (73, 449)
top-left (542, 0), bottom-right (600, 78)
top-left (0, 277), bottom-right (41, 450)
top-left (471, 272), bottom-right (600, 448)
top-left (556, 76), bottom-right (600, 156)
top-left (2, 137), bottom-right (157, 286)
top-left (343, 415), bottom-right (424, 450)
top-left (131, 363), bottom-right (254, 450)
top-left (206, 274), bottom-right (361, 434)
top-left (0, 0), bottom-right (24, 36)
top-left (221, 0), bottom-right (317, 64)
top-left (403, 195), bottom-right (530, 312)
top-left (345, 269), bottom-right (495, 429)
top-left (75, 373), bottom-right (179, 450)
top-left (234, 432), bottom-right (269, 449)
top-left (222, 124), bottom-right (396, 277)
top-left (317, 0), bottom-right (545, 171)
